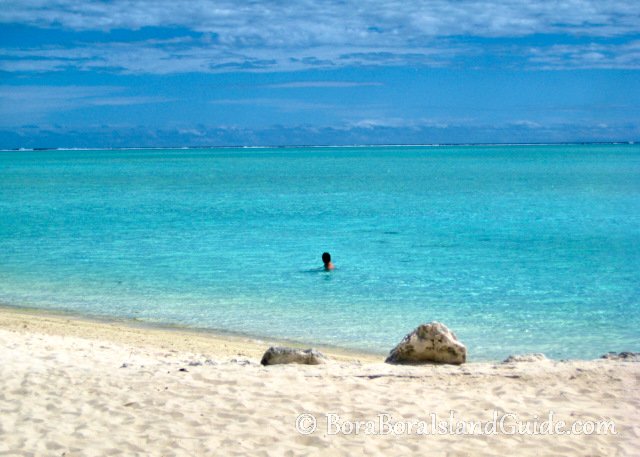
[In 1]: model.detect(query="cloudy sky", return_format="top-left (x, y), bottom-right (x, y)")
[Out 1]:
top-left (1, 0), bottom-right (639, 147)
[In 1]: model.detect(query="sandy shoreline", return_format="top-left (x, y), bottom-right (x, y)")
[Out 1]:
top-left (0, 305), bottom-right (380, 363)
top-left (0, 307), bottom-right (638, 456)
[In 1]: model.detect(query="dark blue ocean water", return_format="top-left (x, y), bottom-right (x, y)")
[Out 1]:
top-left (1, 145), bottom-right (638, 360)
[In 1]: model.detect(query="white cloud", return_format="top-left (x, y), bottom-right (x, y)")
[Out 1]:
top-left (1, 1), bottom-right (639, 73)
top-left (0, 39), bottom-right (465, 73)
top-left (528, 40), bottom-right (640, 69)
top-left (209, 98), bottom-right (337, 112)
top-left (348, 118), bottom-right (451, 129)
top-left (0, 85), bottom-right (172, 125)
top-left (510, 120), bottom-right (542, 128)
top-left (4, 118), bottom-right (637, 149)
top-left (2, 0), bottom-right (639, 38)
top-left (265, 81), bottom-right (383, 88)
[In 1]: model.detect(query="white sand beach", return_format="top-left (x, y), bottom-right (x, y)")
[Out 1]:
top-left (0, 307), bottom-right (638, 456)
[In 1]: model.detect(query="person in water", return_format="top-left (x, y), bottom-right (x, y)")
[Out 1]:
top-left (322, 252), bottom-right (335, 271)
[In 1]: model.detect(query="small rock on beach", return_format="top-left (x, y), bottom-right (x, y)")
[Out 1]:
top-left (503, 353), bottom-right (548, 363)
top-left (260, 346), bottom-right (327, 365)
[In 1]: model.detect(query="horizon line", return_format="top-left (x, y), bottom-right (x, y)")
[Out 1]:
top-left (2, 140), bottom-right (637, 152)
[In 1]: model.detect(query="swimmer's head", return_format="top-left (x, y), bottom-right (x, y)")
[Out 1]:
top-left (322, 252), bottom-right (331, 264)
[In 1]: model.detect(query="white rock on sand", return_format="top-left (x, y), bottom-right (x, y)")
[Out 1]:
top-left (503, 353), bottom-right (549, 363)
top-left (0, 308), bottom-right (638, 457)
top-left (386, 321), bottom-right (467, 365)
top-left (261, 346), bottom-right (327, 365)
top-left (600, 351), bottom-right (640, 361)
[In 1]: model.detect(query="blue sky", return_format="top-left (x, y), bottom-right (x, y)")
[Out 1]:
top-left (1, 0), bottom-right (639, 147)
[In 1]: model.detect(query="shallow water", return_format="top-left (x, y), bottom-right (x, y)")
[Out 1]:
top-left (1, 145), bottom-right (638, 360)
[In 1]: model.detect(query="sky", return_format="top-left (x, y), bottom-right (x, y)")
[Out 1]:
top-left (1, 0), bottom-right (639, 148)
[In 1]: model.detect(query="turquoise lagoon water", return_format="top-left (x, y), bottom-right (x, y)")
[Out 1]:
top-left (1, 145), bottom-right (638, 360)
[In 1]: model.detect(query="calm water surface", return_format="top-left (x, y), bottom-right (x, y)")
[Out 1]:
top-left (1, 145), bottom-right (638, 360)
